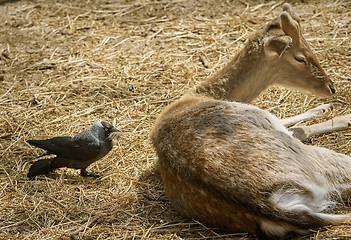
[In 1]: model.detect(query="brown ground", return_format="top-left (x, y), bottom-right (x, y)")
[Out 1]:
top-left (0, 0), bottom-right (350, 239)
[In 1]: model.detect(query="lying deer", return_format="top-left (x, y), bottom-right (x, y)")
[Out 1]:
top-left (151, 3), bottom-right (351, 238)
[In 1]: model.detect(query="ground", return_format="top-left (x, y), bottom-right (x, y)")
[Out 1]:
top-left (0, 0), bottom-right (350, 239)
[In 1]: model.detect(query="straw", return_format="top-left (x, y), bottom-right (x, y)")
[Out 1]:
top-left (1, 0), bottom-right (350, 239)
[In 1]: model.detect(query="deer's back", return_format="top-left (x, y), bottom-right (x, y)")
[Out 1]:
top-left (151, 95), bottom-right (348, 236)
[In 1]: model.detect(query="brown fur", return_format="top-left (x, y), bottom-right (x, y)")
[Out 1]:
top-left (194, 6), bottom-right (334, 102)
top-left (151, 3), bottom-right (350, 238)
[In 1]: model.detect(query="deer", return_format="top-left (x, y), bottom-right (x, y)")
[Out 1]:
top-left (150, 3), bottom-right (351, 239)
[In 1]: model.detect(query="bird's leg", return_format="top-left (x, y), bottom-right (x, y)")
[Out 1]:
top-left (80, 169), bottom-right (100, 178)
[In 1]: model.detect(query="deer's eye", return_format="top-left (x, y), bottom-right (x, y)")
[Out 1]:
top-left (295, 52), bottom-right (307, 64)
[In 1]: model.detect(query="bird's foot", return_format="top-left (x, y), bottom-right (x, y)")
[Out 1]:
top-left (80, 169), bottom-right (100, 178)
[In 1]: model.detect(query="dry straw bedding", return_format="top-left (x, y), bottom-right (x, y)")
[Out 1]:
top-left (0, 0), bottom-right (350, 239)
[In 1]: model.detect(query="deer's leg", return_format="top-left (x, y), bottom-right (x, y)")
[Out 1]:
top-left (281, 103), bottom-right (334, 127)
top-left (288, 114), bottom-right (351, 141)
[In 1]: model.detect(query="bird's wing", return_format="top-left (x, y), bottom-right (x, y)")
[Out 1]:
top-left (27, 137), bottom-right (74, 154)
top-left (27, 136), bottom-right (101, 160)
top-left (70, 135), bottom-right (101, 160)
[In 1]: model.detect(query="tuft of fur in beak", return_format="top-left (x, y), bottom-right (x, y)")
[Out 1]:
top-left (108, 128), bottom-right (122, 141)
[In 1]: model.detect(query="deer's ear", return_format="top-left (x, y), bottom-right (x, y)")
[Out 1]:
top-left (264, 35), bottom-right (292, 57)
top-left (280, 12), bottom-right (301, 42)
top-left (283, 3), bottom-right (300, 23)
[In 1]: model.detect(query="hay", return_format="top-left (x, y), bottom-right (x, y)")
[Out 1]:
top-left (0, 0), bottom-right (350, 239)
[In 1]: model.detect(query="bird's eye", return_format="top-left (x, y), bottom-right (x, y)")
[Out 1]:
top-left (104, 127), bottom-right (109, 132)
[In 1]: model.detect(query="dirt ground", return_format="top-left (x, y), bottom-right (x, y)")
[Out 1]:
top-left (0, 0), bottom-right (350, 239)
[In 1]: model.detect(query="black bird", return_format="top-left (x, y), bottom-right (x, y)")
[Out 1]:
top-left (26, 121), bottom-right (120, 179)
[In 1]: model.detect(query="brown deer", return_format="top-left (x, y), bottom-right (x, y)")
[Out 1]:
top-left (151, 3), bottom-right (351, 238)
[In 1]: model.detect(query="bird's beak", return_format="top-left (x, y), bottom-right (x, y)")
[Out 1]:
top-left (108, 127), bottom-right (122, 140)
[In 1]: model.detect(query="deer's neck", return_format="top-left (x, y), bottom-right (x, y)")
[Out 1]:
top-left (194, 36), bottom-right (272, 103)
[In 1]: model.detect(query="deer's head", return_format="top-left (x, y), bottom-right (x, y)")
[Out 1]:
top-left (262, 3), bottom-right (335, 96)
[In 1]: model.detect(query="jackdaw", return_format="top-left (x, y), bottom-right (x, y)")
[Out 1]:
top-left (26, 121), bottom-right (120, 179)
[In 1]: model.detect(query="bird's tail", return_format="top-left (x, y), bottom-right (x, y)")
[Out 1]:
top-left (27, 159), bottom-right (58, 178)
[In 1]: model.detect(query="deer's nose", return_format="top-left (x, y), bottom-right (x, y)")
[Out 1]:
top-left (329, 85), bottom-right (336, 94)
